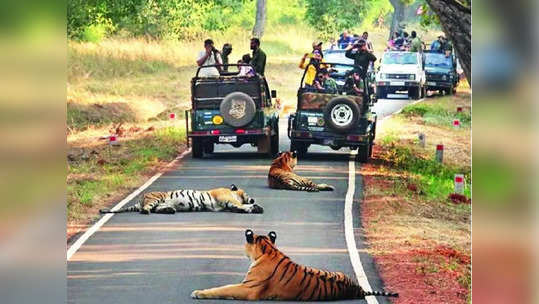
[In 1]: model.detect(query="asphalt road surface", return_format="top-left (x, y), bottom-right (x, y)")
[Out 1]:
top-left (68, 95), bottom-right (416, 304)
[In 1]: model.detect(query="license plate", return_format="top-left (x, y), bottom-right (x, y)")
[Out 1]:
top-left (322, 139), bottom-right (334, 145)
top-left (219, 136), bottom-right (237, 143)
top-left (391, 81), bottom-right (405, 86)
top-left (427, 82), bottom-right (436, 86)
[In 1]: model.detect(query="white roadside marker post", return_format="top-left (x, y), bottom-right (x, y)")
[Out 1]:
top-left (418, 133), bottom-right (425, 148)
top-left (453, 119), bottom-right (460, 129)
top-left (436, 144), bottom-right (444, 163)
top-left (454, 174), bottom-right (465, 194)
top-left (108, 135), bottom-right (119, 159)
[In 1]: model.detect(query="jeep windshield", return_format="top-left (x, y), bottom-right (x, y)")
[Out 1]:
top-left (323, 50), bottom-right (355, 75)
top-left (382, 52), bottom-right (417, 65)
top-left (424, 53), bottom-right (452, 68)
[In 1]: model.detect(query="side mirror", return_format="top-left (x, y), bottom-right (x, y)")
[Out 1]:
top-left (271, 90), bottom-right (277, 98)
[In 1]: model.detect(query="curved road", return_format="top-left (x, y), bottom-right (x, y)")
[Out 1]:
top-left (68, 95), bottom-right (416, 304)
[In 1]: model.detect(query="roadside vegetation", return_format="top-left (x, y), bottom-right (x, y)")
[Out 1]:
top-left (361, 87), bottom-right (471, 303)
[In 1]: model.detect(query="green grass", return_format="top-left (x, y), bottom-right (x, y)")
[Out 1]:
top-left (379, 137), bottom-right (471, 200)
top-left (67, 126), bottom-right (185, 222)
top-left (401, 100), bottom-right (471, 128)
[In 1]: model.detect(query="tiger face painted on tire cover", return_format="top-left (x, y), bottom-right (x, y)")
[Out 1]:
top-left (268, 151), bottom-right (335, 192)
top-left (99, 184), bottom-right (263, 215)
top-left (191, 229), bottom-right (399, 301)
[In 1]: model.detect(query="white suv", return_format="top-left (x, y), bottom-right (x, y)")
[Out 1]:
top-left (375, 51), bottom-right (426, 99)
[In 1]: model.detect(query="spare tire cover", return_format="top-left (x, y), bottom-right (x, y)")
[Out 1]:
top-left (220, 92), bottom-right (257, 127)
top-left (323, 97), bottom-right (360, 133)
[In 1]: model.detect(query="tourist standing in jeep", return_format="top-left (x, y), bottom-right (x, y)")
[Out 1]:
top-left (196, 39), bottom-right (222, 77)
top-left (345, 40), bottom-right (377, 77)
top-left (250, 38), bottom-right (266, 76)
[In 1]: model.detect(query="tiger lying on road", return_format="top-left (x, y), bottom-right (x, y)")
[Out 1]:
top-left (268, 151), bottom-right (335, 192)
top-left (99, 185), bottom-right (263, 215)
top-left (191, 229), bottom-right (398, 301)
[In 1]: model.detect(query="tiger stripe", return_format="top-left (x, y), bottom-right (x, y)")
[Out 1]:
top-left (191, 230), bottom-right (398, 301)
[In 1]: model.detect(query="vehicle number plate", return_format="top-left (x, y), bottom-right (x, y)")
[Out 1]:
top-left (427, 82), bottom-right (436, 86)
top-left (391, 81), bottom-right (405, 86)
top-left (219, 136), bottom-right (237, 143)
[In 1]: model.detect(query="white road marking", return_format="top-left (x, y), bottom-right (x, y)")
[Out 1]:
top-left (344, 150), bottom-right (379, 304)
top-left (67, 149), bottom-right (191, 261)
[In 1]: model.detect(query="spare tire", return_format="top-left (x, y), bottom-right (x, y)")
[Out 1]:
top-left (324, 97), bottom-right (360, 133)
top-left (220, 92), bottom-right (257, 127)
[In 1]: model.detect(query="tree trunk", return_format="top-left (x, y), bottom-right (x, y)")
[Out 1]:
top-left (388, 0), bottom-right (405, 40)
top-left (425, 0), bottom-right (471, 84)
top-left (252, 0), bottom-right (266, 38)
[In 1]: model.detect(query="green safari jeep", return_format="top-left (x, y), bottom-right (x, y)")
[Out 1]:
top-left (186, 64), bottom-right (280, 158)
top-left (287, 62), bottom-right (377, 162)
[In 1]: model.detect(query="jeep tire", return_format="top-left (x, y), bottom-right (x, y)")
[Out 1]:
top-left (290, 140), bottom-right (308, 157)
top-left (408, 87), bottom-right (420, 100)
top-left (270, 121), bottom-right (279, 157)
top-left (220, 92), bottom-right (257, 127)
top-left (356, 143), bottom-right (370, 163)
top-left (376, 87), bottom-right (387, 99)
top-left (192, 138), bottom-right (203, 158)
top-left (324, 97), bottom-right (361, 133)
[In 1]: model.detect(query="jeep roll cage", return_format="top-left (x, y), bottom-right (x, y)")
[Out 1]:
top-left (298, 62), bottom-right (369, 95)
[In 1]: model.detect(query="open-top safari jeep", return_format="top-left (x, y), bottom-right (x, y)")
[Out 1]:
top-left (287, 62), bottom-right (377, 162)
top-left (186, 64), bottom-right (279, 158)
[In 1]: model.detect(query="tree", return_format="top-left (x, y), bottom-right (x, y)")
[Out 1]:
top-left (304, 0), bottom-right (370, 39)
top-left (388, 0), bottom-right (405, 40)
top-left (252, 0), bottom-right (266, 38)
top-left (424, 0), bottom-right (471, 84)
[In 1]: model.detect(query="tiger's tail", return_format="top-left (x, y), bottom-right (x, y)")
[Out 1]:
top-left (363, 290), bottom-right (399, 298)
top-left (99, 204), bottom-right (140, 214)
top-left (316, 183), bottom-right (335, 191)
top-left (269, 175), bottom-right (319, 192)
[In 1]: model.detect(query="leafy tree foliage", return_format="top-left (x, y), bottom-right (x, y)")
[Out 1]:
top-left (304, 0), bottom-right (373, 39)
top-left (68, 0), bottom-right (247, 40)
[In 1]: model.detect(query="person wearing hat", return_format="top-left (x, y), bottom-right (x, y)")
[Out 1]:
top-left (221, 43), bottom-right (232, 71)
top-left (312, 40), bottom-right (323, 57)
top-left (430, 35), bottom-right (444, 53)
top-left (409, 31), bottom-right (423, 53)
top-left (299, 49), bottom-right (327, 91)
top-left (345, 39), bottom-right (377, 78)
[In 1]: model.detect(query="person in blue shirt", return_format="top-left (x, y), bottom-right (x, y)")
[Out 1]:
top-left (338, 30), bottom-right (353, 49)
top-left (430, 36), bottom-right (444, 53)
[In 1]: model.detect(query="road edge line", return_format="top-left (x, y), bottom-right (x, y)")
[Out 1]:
top-left (344, 150), bottom-right (379, 304)
top-left (67, 149), bottom-right (191, 261)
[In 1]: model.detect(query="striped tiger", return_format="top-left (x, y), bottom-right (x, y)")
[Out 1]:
top-left (99, 185), bottom-right (263, 215)
top-left (268, 151), bottom-right (335, 192)
top-left (191, 229), bottom-right (398, 301)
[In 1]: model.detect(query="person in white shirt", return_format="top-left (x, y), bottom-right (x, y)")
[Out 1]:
top-left (196, 39), bottom-right (222, 77)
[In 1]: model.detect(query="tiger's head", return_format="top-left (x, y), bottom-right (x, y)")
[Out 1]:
top-left (230, 184), bottom-right (256, 205)
top-left (244, 229), bottom-right (277, 261)
top-left (270, 151), bottom-right (297, 171)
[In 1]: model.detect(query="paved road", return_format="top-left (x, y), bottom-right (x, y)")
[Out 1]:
top-left (68, 95), bottom-right (415, 304)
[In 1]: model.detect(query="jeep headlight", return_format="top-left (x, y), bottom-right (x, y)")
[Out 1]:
top-left (408, 74), bottom-right (416, 80)
top-left (442, 75), bottom-right (447, 81)
top-left (212, 115), bottom-right (224, 125)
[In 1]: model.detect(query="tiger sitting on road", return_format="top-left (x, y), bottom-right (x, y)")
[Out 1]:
top-left (268, 151), bottom-right (335, 192)
top-left (191, 229), bottom-right (398, 301)
top-left (99, 185), bottom-right (263, 215)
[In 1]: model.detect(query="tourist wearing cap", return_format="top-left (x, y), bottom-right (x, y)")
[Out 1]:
top-left (299, 49), bottom-right (327, 91)
top-left (312, 40), bottom-right (323, 57)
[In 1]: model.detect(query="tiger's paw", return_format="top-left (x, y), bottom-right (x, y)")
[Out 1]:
top-left (191, 290), bottom-right (206, 299)
top-left (318, 184), bottom-right (335, 191)
top-left (140, 209), bottom-right (150, 215)
top-left (249, 204), bottom-right (264, 214)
